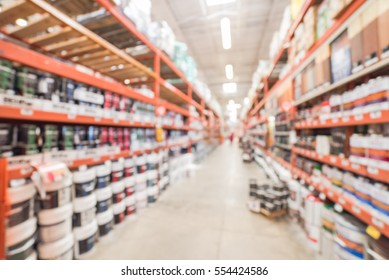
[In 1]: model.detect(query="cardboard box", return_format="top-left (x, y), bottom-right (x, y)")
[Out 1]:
top-left (348, 15), bottom-right (364, 70)
top-left (330, 31), bottom-right (352, 83)
top-left (362, 1), bottom-right (380, 64)
top-left (377, 0), bottom-right (389, 57)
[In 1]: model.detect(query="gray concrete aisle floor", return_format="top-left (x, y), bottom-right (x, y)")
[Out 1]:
top-left (90, 142), bottom-right (314, 259)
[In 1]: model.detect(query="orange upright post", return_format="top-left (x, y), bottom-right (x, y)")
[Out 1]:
top-left (0, 158), bottom-right (8, 260)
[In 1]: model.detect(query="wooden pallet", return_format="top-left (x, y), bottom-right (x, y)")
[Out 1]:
top-left (259, 208), bottom-right (287, 218)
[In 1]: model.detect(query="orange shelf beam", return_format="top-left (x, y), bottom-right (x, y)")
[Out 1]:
top-left (293, 147), bottom-right (389, 185)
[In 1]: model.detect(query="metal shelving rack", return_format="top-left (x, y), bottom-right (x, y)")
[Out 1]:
top-left (0, 0), bottom-right (222, 259)
top-left (244, 0), bottom-right (389, 240)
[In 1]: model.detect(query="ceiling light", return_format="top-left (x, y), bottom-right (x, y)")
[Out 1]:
top-left (225, 64), bottom-right (233, 79)
top-left (244, 97), bottom-right (249, 105)
top-left (104, 56), bottom-right (110, 61)
top-left (111, 65), bottom-right (117, 71)
top-left (223, 82), bottom-right (237, 94)
top-left (235, 103), bottom-right (241, 109)
top-left (220, 17), bottom-right (231, 50)
top-left (15, 18), bottom-right (28, 27)
top-left (124, 79), bottom-right (130, 85)
top-left (206, 0), bottom-right (235, 6)
top-left (118, 64), bottom-right (124, 69)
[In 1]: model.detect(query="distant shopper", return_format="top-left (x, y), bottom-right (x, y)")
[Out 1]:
top-left (229, 133), bottom-right (234, 144)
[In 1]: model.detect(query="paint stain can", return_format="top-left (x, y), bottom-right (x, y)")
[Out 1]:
top-left (135, 155), bottom-right (147, 174)
top-left (37, 234), bottom-right (74, 260)
top-left (146, 169), bottom-right (159, 203)
top-left (95, 186), bottom-right (112, 214)
top-left (73, 193), bottom-right (96, 227)
top-left (95, 163), bottom-right (111, 189)
top-left (111, 181), bottom-right (125, 204)
top-left (73, 220), bottom-right (98, 259)
top-left (7, 180), bottom-right (36, 227)
top-left (96, 209), bottom-right (114, 237)
top-left (147, 153), bottom-right (159, 170)
top-left (111, 158), bottom-right (124, 182)
top-left (125, 195), bottom-right (136, 216)
top-left (124, 157), bottom-right (135, 178)
top-left (112, 201), bottom-right (126, 224)
top-left (38, 203), bottom-right (73, 243)
top-left (135, 189), bottom-right (148, 210)
top-left (124, 176), bottom-right (135, 197)
top-left (38, 175), bottom-right (72, 209)
top-left (6, 217), bottom-right (37, 260)
top-left (73, 168), bottom-right (96, 198)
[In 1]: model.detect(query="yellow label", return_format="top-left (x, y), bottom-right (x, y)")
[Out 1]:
top-left (366, 225), bottom-right (381, 240)
top-left (156, 127), bottom-right (164, 143)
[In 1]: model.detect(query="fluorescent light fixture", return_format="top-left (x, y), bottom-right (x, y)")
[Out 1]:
top-left (220, 17), bottom-right (231, 50)
top-left (225, 64), bottom-right (233, 79)
top-left (223, 82), bottom-right (237, 94)
top-left (15, 18), bottom-right (28, 27)
top-left (206, 0), bottom-right (235, 6)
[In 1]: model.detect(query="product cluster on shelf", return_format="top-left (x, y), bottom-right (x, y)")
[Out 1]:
top-left (241, 0), bottom-right (389, 260)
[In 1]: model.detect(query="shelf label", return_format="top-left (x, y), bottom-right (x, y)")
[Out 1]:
top-left (328, 191), bottom-right (334, 198)
top-left (370, 111), bottom-right (382, 119)
top-left (352, 205), bottom-right (361, 214)
top-left (94, 116), bottom-right (101, 122)
top-left (21, 167), bottom-right (33, 175)
top-left (329, 156), bottom-right (337, 164)
top-left (319, 193), bottom-right (326, 200)
top-left (44, 150), bottom-right (78, 162)
top-left (331, 117), bottom-right (338, 123)
top-left (342, 115), bottom-right (350, 122)
top-left (334, 203), bottom-right (343, 213)
top-left (367, 166), bottom-right (379, 175)
top-left (0, 94), bottom-right (35, 108)
top-left (20, 108), bottom-right (33, 116)
top-left (309, 185), bottom-right (315, 192)
top-left (372, 218), bottom-right (384, 229)
top-left (313, 120), bottom-right (318, 125)
top-left (366, 225), bottom-right (381, 240)
top-left (341, 159), bottom-right (349, 167)
top-left (8, 154), bottom-right (43, 167)
top-left (320, 119), bottom-right (326, 124)
top-left (354, 114), bottom-right (363, 121)
top-left (351, 163), bottom-right (361, 170)
top-left (67, 113), bottom-right (76, 120)
top-left (338, 197), bottom-right (346, 205)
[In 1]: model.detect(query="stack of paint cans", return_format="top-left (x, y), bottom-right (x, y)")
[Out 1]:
top-left (135, 155), bottom-right (148, 211)
top-left (37, 169), bottom-right (74, 260)
top-left (5, 179), bottom-right (37, 260)
top-left (110, 159), bottom-right (126, 225)
top-left (146, 153), bottom-right (159, 204)
top-left (95, 163), bottom-right (114, 238)
top-left (124, 157), bottom-right (136, 218)
top-left (72, 168), bottom-right (98, 259)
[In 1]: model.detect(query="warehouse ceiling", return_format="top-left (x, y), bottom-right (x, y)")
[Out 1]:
top-left (151, 0), bottom-right (288, 119)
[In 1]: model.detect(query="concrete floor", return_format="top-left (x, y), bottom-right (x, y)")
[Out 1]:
top-left (90, 142), bottom-right (314, 259)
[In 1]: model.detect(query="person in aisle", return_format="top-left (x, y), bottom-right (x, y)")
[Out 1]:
top-left (229, 132), bottom-right (234, 144)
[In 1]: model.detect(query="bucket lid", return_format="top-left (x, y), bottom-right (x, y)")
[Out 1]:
top-left (73, 168), bottom-right (96, 183)
top-left (96, 186), bottom-right (112, 201)
top-left (42, 175), bottom-right (72, 192)
top-left (6, 217), bottom-right (37, 247)
top-left (111, 158), bottom-right (124, 172)
top-left (38, 203), bottom-right (73, 225)
top-left (110, 181), bottom-right (124, 194)
top-left (95, 164), bottom-right (111, 177)
top-left (73, 220), bottom-right (98, 240)
top-left (73, 193), bottom-right (96, 212)
top-left (96, 209), bottom-right (113, 225)
top-left (147, 153), bottom-right (158, 163)
top-left (112, 201), bottom-right (125, 214)
top-left (26, 250), bottom-right (37, 260)
top-left (125, 195), bottom-right (135, 206)
top-left (146, 170), bottom-right (158, 180)
top-left (124, 176), bottom-right (134, 186)
top-left (124, 157), bottom-right (134, 168)
top-left (135, 155), bottom-right (146, 165)
top-left (8, 182), bottom-right (36, 204)
top-left (38, 234), bottom-right (74, 259)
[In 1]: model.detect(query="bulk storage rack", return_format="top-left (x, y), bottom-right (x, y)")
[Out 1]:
top-left (0, 0), bottom-right (222, 259)
top-left (244, 0), bottom-right (389, 239)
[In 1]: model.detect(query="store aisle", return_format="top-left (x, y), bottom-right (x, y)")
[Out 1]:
top-left (91, 142), bottom-right (313, 260)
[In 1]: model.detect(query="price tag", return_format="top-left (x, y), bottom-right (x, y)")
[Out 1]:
top-left (334, 203), bottom-right (343, 213)
top-left (370, 111), bottom-right (382, 119)
top-left (309, 185), bottom-right (315, 192)
top-left (67, 113), bottom-right (76, 120)
top-left (20, 108), bottom-right (33, 116)
top-left (318, 154), bottom-right (323, 160)
top-left (372, 218), bottom-right (384, 229)
top-left (342, 115), bottom-right (350, 122)
top-left (366, 225), bottom-right (381, 240)
top-left (330, 156), bottom-right (336, 164)
top-left (313, 120), bottom-right (318, 125)
top-left (327, 191), bottom-right (334, 198)
top-left (352, 205), bottom-right (361, 214)
top-left (354, 114), bottom-right (363, 121)
top-left (21, 167), bottom-right (33, 175)
top-left (320, 119), bottom-right (326, 124)
top-left (331, 117), bottom-right (338, 123)
top-left (351, 163), bottom-right (360, 170)
top-left (367, 166), bottom-right (379, 175)
top-left (341, 159), bottom-right (349, 167)
top-left (319, 193), bottom-right (326, 200)
top-left (338, 197), bottom-right (346, 205)
top-left (113, 118), bottom-right (119, 124)
top-left (95, 117), bottom-right (101, 122)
